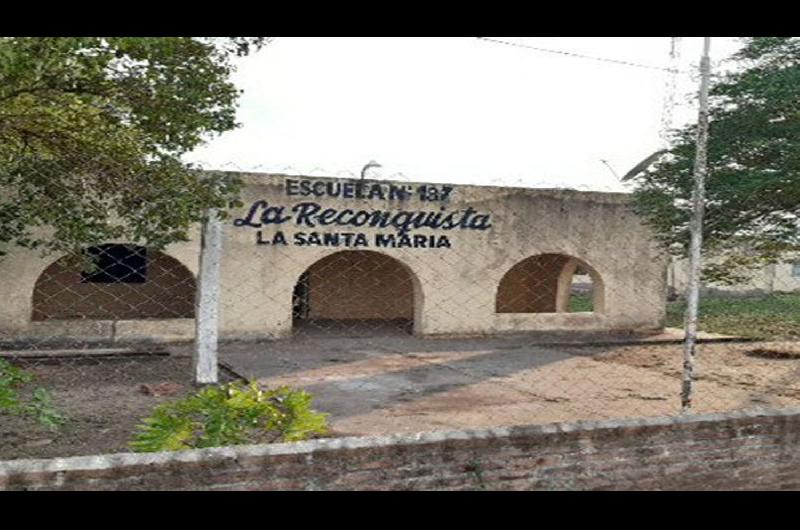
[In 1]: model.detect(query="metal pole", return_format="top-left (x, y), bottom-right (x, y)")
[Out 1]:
top-left (681, 37), bottom-right (712, 413)
top-left (193, 208), bottom-right (222, 385)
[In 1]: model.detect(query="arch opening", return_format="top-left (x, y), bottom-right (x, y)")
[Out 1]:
top-left (495, 253), bottom-right (604, 314)
top-left (566, 262), bottom-right (602, 313)
top-left (291, 250), bottom-right (420, 337)
top-left (32, 244), bottom-right (196, 321)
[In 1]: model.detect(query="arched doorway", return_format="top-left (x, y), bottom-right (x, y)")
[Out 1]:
top-left (32, 244), bottom-right (196, 321)
top-left (495, 253), bottom-right (604, 314)
top-left (292, 250), bottom-right (419, 336)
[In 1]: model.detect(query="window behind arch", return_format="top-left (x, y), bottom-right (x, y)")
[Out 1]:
top-left (82, 244), bottom-right (147, 283)
top-left (32, 246), bottom-right (196, 321)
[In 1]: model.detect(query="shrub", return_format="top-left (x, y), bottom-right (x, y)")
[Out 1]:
top-left (0, 358), bottom-right (66, 430)
top-left (129, 380), bottom-right (329, 452)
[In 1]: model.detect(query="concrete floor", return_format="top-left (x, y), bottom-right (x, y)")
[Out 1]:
top-left (213, 333), bottom-right (568, 435)
top-left (5, 323), bottom-right (761, 440)
top-left (194, 329), bottom-right (772, 437)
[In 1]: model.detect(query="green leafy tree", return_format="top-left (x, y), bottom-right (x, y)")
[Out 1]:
top-left (631, 37), bottom-right (800, 284)
top-left (0, 37), bottom-right (268, 258)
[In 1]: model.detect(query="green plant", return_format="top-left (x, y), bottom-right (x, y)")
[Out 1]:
top-left (0, 37), bottom-right (268, 259)
top-left (25, 388), bottom-right (67, 430)
top-left (0, 358), bottom-right (66, 430)
top-left (630, 37), bottom-right (800, 284)
top-left (129, 380), bottom-right (329, 452)
top-left (0, 358), bottom-right (31, 410)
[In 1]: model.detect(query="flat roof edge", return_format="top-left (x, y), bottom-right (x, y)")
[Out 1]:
top-left (200, 170), bottom-right (633, 202)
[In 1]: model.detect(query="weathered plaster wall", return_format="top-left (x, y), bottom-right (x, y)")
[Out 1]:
top-left (304, 251), bottom-right (415, 320)
top-left (495, 254), bottom-right (569, 313)
top-left (32, 251), bottom-right (195, 321)
top-left (218, 174), bottom-right (666, 338)
top-left (0, 173), bottom-right (668, 342)
top-left (0, 234), bottom-right (200, 344)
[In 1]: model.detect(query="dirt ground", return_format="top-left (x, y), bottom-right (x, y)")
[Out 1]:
top-left (214, 334), bottom-right (800, 437)
top-left (3, 336), bottom-right (800, 461)
top-left (0, 355), bottom-right (237, 461)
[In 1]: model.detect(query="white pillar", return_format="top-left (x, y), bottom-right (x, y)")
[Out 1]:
top-left (193, 209), bottom-right (223, 385)
top-left (682, 37), bottom-right (712, 413)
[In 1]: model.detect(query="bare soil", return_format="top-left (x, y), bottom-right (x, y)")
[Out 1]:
top-left (216, 335), bottom-right (800, 438)
top-left (0, 355), bottom-right (236, 461)
top-left (582, 341), bottom-right (800, 406)
top-left (3, 339), bottom-right (800, 461)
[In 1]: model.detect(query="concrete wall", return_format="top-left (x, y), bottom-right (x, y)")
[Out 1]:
top-left (669, 257), bottom-right (800, 297)
top-left (496, 254), bottom-right (568, 313)
top-left (214, 174), bottom-right (666, 339)
top-left (304, 251), bottom-right (414, 320)
top-left (32, 251), bottom-right (195, 321)
top-left (0, 172), bottom-right (668, 343)
top-left (0, 234), bottom-right (200, 345)
top-left (2, 408), bottom-right (799, 490)
top-left (774, 261), bottom-right (800, 292)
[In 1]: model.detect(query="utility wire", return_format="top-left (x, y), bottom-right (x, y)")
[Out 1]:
top-left (477, 37), bottom-right (692, 75)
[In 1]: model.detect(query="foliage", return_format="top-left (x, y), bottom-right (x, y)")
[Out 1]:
top-left (0, 37), bottom-right (268, 258)
top-left (631, 37), bottom-right (800, 284)
top-left (0, 358), bottom-right (32, 409)
top-left (0, 358), bottom-right (66, 430)
top-left (129, 380), bottom-right (329, 452)
top-left (666, 292), bottom-right (800, 339)
top-left (568, 293), bottom-right (594, 312)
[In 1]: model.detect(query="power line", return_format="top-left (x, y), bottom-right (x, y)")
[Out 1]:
top-left (477, 37), bottom-right (692, 75)
top-left (659, 37), bottom-right (683, 146)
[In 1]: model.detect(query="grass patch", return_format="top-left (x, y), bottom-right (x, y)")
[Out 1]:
top-left (666, 292), bottom-right (800, 340)
top-left (568, 293), bottom-right (594, 312)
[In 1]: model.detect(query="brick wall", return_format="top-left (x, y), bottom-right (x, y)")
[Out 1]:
top-left (2, 408), bottom-right (800, 490)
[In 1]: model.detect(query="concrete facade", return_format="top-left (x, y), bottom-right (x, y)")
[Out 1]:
top-left (669, 256), bottom-right (800, 297)
top-left (0, 173), bottom-right (668, 344)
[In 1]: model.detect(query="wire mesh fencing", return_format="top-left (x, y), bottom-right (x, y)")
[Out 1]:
top-left (2, 167), bottom-right (800, 462)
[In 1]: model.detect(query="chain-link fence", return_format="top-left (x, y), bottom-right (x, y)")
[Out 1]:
top-left (3, 165), bottom-right (800, 462)
top-left (3, 35), bottom-right (800, 467)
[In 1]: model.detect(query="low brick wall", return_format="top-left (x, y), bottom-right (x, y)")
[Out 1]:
top-left (2, 408), bottom-right (800, 490)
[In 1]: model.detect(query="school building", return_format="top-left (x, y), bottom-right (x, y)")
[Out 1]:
top-left (0, 172), bottom-right (668, 345)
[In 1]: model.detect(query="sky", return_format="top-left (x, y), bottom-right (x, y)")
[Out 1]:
top-left (186, 37), bottom-right (746, 192)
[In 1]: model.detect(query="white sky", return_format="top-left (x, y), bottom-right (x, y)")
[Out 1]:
top-left (186, 37), bottom-right (746, 192)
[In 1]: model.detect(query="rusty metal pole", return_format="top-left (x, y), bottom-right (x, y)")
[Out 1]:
top-left (681, 37), bottom-right (712, 413)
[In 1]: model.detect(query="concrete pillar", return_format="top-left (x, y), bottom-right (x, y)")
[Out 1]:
top-left (193, 210), bottom-right (222, 385)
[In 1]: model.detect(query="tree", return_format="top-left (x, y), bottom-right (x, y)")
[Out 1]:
top-left (631, 37), bottom-right (800, 284)
top-left (0, 37), bottom-right (268, 258)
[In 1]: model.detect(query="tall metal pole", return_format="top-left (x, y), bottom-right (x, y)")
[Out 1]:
top-left (682, 37), bottom-right (712, 413)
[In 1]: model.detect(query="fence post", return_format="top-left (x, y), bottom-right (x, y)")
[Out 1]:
top-left (193, 208), bottom-right (223, 385)
top-left (682, 37), bottom-right (712, 413)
